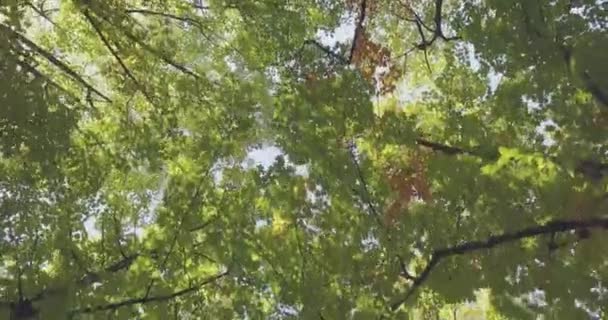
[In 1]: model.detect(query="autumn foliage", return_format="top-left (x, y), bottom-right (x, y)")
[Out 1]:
top-left (346, 0), bottom-right (402, 94)
top-left (383, 148), bottom-right (432, 226)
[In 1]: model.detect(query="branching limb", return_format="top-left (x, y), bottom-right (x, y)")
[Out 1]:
top-left (415, 137), bottom-right (608, 181)
top-left (26, 1), bottom-right (57, 26)
top-left (395, 0), bottom-right (460, 60)
top-left (70, 270), bottom-right (229, 315)
top-left (390, 216), bottom-right (608, 311)
top-left (82, 10), bottom-right (158, 106)
top-left (94, 10), bottom-right (201, 79)
top-left (0, 22), bottom-right (112, 102)
top-left (188, 216), bottom-right (219, 232)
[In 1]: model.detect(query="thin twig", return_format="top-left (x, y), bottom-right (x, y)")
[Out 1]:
top-left (347, 140), bottom-right (383, 226)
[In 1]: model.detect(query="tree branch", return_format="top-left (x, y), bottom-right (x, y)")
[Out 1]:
top-left (432, 0), bottom-right (445, 37)
top-left (397, 255), bottom-right (416, 281)
top-left (12, 57), bottom-right (82, 104)
top-left (415, 138), bottom-right (487, 158)
top-left (347, 140), bottom-right (382, 225)
top-left (82, 10), bottom-right (157, 106)
top-left (415, 138), bottom-right (608, 181)
top-left (303, 39), bottom-right (350, 65)
top-left (71, 270), bottom-right (229, 314)
top-left (105, 254), bottom-right (139, 273)
top-left (582, 71), bottom-right (608, 108)
top-left (348, 0), bottom-right (368, 64)
top-left (188, 216), bottom-right (219, 232)
top-left (395, 0), bottom-right (460, 59)
top-left (0, 22), bottom-right (112, 102)
top-left (78, 252), bottom-right (141, 287)
top-left (94, 10), bottom-right (200, 79)
top-left (124, 8), bottom-right (206, 31)
top-left (26, 1), bottom-right (57, 26)
top-left (191, 3), bottom-right (210, 11)
top-left (390, 216), bottom-right (608, 311)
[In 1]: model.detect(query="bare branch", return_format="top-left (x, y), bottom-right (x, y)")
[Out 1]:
top-left (105, 254), bottom-right (140, 273)
top-left (560, 46), bottom-right (607, 109)
top-left (192, 4), bottom-right (210, 11)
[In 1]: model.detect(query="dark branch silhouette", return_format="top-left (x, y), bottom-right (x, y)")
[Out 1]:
top-left (397, 255), bottom-right (416, 281)
top-left (395, 0), bottom-right (460, 60)
top-left (347, 141), bottom-right (382, 225)
top-left (83, 12), bottom-right (138, 85)
top-left (390, 216), bottom-right (608, 311)
top-left (93, 10), bottom-right (201, 79)
top-left (83, 10), bottom-right (157, 106)
top-left (125, 9), bottom-right (197, 23)
top-left (415, 138), bottom-right (480, 157)
top-left (415, 137), bottom-right (608, 181)
top-left (348, 0), bottom-right (368, 64)
top-left (303, 39), bottom-right (350, 65)
top-left (0, 22), bottom-right (112, 102)
top-left (71, 270), bottom-right (229, 315)
top-left (582, 71), bottom-right (608, 108)
top-left (26, 1), bottom-right (58, 26)
top-left (12, 57), bottom-right (83, 104)
top-left (189, 216), bottom-right (219, 232)
top-left (124, 8), bottom-right (209, 36)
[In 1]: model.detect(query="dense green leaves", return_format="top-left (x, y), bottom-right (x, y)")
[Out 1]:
top-left (0, 0), bottom-right (607, 319)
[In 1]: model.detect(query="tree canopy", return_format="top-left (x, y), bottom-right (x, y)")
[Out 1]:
top-left (1, 0), bottom-right (607, 319)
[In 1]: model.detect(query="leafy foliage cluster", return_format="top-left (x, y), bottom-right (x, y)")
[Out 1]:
top-left (0, 0), bottom-right (607, 319)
